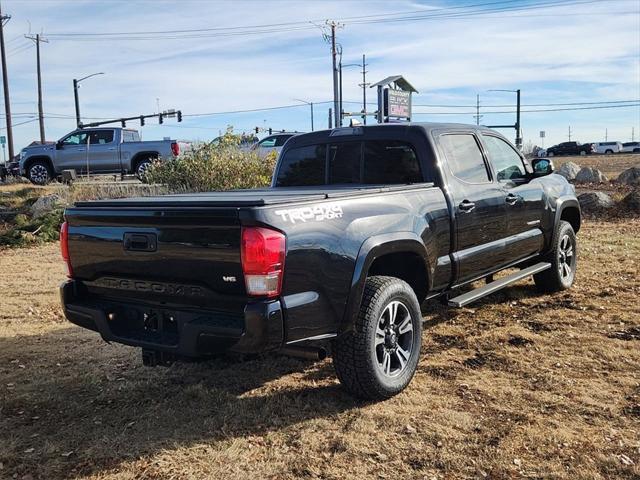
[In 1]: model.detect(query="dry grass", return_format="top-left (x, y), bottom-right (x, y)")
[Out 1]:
top-left (1, 220), bottom-right (639, 480)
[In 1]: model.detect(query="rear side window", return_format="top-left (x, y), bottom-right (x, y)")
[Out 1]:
top-left (439, 134), bottom-right (490, 183)
top-left (329, 142), bottom-right (361, 184)
top-left (122, 130), bottom-right (140, 142)
top-left (275, 144), bottom-right (326, 186)
top-left (88, 130), bottom-right (114, 145)
top-left (482, 135), bottom-right (526, 180)
top-left (363, 141), bottom-right (422, 184)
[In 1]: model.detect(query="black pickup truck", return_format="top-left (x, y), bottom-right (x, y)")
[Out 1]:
top-left (60, 123), bottom-right (580, 400)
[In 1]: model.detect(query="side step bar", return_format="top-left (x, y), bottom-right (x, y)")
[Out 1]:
top-left (448, 262), bottom-right (551, 308)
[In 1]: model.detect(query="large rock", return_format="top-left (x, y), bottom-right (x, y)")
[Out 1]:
top-left (30, 194), bottom-right (61, 218)
top-left (616, 167), bottom-right (640, 186)
top-left (575, 167), bottom-right (608, 184)
top-left (557, 161), bottom-right (581, 181)
top-left (578, 191), bottom-right (614, 212)
top-left (622, 189), bottom-right (640, 212)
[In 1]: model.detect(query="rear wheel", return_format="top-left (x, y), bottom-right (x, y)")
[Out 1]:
top-left (135, 158), bottom-right (153, 181)
top-left (547, 151), bottom-right (555, 157)
top-left (27, 161), bottom-right (53, 185)
top-left (580, 150), bottom-right (587, 156)
top-left (333, 276), bottom-right (422, 400)
top-left (534, 220), bottom-right (577, 293)
top-left (605, 149), bottom-right (613, 155)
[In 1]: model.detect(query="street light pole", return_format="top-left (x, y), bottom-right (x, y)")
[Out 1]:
top-left (293, 98), bottom-right (315, 131)
top-left (73, 72), bottom-right (104, 128)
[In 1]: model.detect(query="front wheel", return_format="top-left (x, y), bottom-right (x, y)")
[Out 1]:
top-left (27, 161), bottom-right (53, 185)
top-left (580, 150), bottom-right (587, 156)
top-left (547, 151), bottom-right (555, 157)
top-left (534, 220), bottom-right (577, 293)
top-left (333, 276), bottom-right (422, 400)
top-left (605, 149), bottom-right (613, 155)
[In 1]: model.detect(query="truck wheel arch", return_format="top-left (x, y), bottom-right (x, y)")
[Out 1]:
top-left (24, 156), bottom-right (55, 176)
top-left (131, 152), bottom-right (160, 172)
top-left (341, 233), bottom-right (431, 334)
top-left (555, 197), bottom-right (581, 234)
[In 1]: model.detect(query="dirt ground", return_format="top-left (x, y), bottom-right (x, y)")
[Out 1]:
top-left (1, 217), bottom-right (639, 480)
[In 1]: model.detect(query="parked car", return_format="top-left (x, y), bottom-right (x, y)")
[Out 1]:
top-left (19, 127), bottom-right (179, 185)
top-left (60, 123), bottom-right (580, 400)
top-left (545, 141), bottom-right (594, 157)
top-left (1, 158), bottom-right (20, 181)
top-left (252, 133), bottom-right (296, 157)
top-left (593, 141), bottom-right (623, 154)
top-left (621, 141), bottom-right (640, 153)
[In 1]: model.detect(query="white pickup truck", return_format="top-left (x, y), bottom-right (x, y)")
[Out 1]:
top-left (19, 127), bottom-right (179, 184)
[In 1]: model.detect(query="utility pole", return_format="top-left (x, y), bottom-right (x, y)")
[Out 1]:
top-left (25, 33), bottom-right (48, 143)
top-left (328, 108), bottom-right (333, 129)
top-left (568, 126), bottom-right (572, 141)
top-left (329, 21), bottom-right (340, 129)
top-left (632, 127), bottom-right (635, 142)
top-left (359, 54), bottom-right (369, 125)
top-left (0, 6), bottom-right (14, 161)
top-left (605, 128), bottom-right (608, 141)
top-left (473, 94), bottom-right (483, 125)
top-left (515, 89), bottom-right (521, 149)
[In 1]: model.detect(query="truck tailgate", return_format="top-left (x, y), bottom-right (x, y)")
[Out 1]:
top-left (65, 205), bottom-right (246, 312)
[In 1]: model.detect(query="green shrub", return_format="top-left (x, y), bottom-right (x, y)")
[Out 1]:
top-left (145, 128), bottom-right (277, 192)
top-left (0, 208), bottom-right (64, 247)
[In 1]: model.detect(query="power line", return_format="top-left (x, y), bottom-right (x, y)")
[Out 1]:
top-left (44, 0), bottom-right (633, 41)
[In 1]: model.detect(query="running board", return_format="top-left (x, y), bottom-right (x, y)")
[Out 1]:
top-left (448, 262), bottom-right (551, 308)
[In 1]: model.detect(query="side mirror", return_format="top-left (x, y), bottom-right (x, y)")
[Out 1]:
top-left (56, 141), bottom-right (63, 150)
top-left (531, 158), bottom-right (554, 176)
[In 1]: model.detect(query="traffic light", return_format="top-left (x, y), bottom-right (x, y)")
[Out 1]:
top-left (255, 127), bottom-right (259, 134)
top-left (159, 114), bottom-right (163, 124)
top-left (140, 116), bottom-right (145, 126)
top-left (268, 128), bottom-right (272, 135)
top-left (177, 111), bottom-right (182, 122)
top-left (121, 120), bottom-right (126, 127)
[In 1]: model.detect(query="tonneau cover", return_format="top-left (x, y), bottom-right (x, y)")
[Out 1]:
top-left (72, 184), bottom-right (433, 208)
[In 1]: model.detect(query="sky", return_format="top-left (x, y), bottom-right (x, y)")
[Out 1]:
top-left (0, 0), bottom-right (639, 157)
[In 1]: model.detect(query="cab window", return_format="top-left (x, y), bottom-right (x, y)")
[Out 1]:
top-left (258, 137), bottom-right (277, 148)
top-left (482, 135), bottom-right (526, 180)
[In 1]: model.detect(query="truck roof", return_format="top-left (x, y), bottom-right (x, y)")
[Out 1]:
top-left (285, 122), bottom-right (498, 144)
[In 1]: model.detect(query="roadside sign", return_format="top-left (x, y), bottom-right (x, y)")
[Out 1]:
top-left (0, 136), bottom-right (6, 145)
top-left (384, 89), bottom-right (411, 119)
top-left (539, 131), bottom-right (545, 138)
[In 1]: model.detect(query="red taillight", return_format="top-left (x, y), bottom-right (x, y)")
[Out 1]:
top-left (60, 221), bottom-right (73, 278)
top-left (241, 227), bottom-right (285, 298)
top-left (171, 142), bottom-right (180, 157)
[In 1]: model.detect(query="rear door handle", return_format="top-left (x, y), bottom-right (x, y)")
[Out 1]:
top-left (459, 200), bottom-right (476, 212)
top-left (505, 193), bottom-right (519, 205)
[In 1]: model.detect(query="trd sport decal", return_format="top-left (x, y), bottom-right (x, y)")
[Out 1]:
top-left (274, 204), bottom-right (343, 223)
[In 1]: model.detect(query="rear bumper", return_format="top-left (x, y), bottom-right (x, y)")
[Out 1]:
top-left (60, 280), bottom-right (284, 357)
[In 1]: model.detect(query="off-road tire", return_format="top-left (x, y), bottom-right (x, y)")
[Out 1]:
top-left (534, 220), bottom-right (577, 293)
top-left (333, 276), bottom-right (422, 400)
top-left (27, 160), bottom-right (53, 185)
